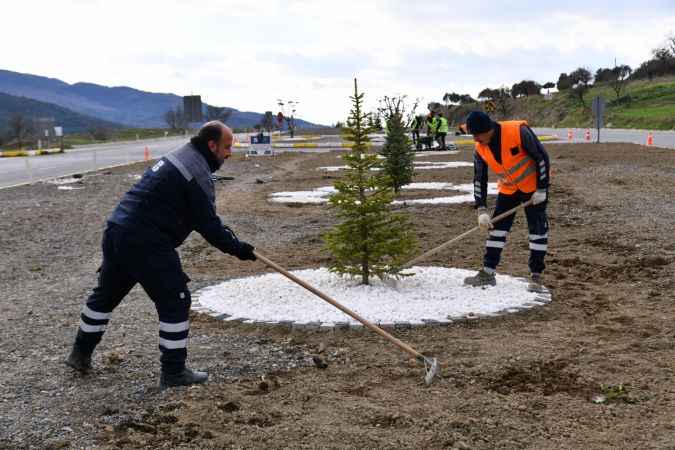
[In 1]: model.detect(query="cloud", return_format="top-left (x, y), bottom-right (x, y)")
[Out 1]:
top-left (1, 0), bottom-right (674, 124)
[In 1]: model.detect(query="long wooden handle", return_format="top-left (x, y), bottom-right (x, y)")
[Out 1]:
top-left (402, 198), bottom-right (535, 269)
top-left (253, 251), bottom-right (425, 360)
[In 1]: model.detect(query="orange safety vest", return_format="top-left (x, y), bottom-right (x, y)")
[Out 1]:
top-left (474, 120), bottom-right (537, 195)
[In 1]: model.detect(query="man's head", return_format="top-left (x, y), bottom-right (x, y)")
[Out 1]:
top-left (466, 111), bottom-right (494, 145)
top-left (197, 121), bottom-right (233, 168)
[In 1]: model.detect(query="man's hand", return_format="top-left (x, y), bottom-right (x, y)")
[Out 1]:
top-left (477, 207), bottom-right (492, 231)
top-left (234, 241), bottom-right (256, 261)
top-left (532, 189), bottom-right (547, 205)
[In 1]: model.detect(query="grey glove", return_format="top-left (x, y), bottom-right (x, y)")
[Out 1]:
top-left (532, 189), bottom-right (547, 205)
top-left (477, 207), bottom-right (492, 231)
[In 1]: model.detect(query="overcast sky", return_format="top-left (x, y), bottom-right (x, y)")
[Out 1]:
top-left (2, 0), bottom-right (674, 125)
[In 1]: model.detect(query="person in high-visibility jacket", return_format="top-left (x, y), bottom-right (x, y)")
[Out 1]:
top-left (410, 115), bottom-right (422, 149)
top-left (436, 115), bottom-right (449, 150)
top-left (462, 111), bottom-right (550, 293)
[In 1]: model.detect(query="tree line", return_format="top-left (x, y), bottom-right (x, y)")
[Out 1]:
top-left (435, 32), bottom-right (675, 121)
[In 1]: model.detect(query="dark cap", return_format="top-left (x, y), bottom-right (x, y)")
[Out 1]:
top-left (466, 111), bottom-right (493, 135)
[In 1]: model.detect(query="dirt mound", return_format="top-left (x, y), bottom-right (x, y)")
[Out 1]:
top-left (488, 358), bottom-right (595, 397)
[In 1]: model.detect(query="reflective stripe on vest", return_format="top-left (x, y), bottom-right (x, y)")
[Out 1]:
top-left (474, 120), bottom-right (537, 194)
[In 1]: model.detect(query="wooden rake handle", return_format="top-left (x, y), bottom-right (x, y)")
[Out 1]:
top-left (253, 251), bottom-right (426, 361)
top-left (402, 198), bottom-right (535, 269)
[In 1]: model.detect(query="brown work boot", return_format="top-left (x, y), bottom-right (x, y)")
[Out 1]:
top-left (463, 269), bottom-right (497, 287)
top-left (527, 273), bottom-right (546, 293)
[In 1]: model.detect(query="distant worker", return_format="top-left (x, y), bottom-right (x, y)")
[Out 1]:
top-left (455, 123), bottom-right (468, 136)
top-left (410, 115), bottom-right (422, 149)
top-left (65, 121), bottom-right (257, 390)
top-left (426, 113), bottom-right (435, 138)
top-left (436, 114), bottom-right (449, 150)
top-left (462, 111), bottom-right (550, 293)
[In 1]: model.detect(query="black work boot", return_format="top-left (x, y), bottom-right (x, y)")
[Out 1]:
top-left (527, 273), bottom-right (546, 293)
top-left (160, 367), bottom-right (208, 391)
top-left (463, 269), bottom-right (497, 287)
top-left (65, 346), bottom-right (92, 373)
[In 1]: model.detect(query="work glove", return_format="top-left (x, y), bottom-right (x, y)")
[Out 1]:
top-left (234, 241), bottom-right (256, 261)
top-left (532, 189), bottom-right (547, 205)
top-left (477, 207), bottom-right (492, 231)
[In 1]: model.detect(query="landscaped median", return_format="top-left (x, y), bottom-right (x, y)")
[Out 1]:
top-left (0, 148), bottom-right (65, 157)
top-left (270, 135), bottom-right (559, 149)
top-left (453, 134), bottom-right (559, 146)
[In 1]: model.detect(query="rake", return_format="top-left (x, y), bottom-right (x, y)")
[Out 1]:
top-left (402, 198), bottom-right (535, 269)
top-left (253, 251), bottom-right (441, 385)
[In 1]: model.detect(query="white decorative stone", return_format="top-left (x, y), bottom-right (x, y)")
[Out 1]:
top-left (195, 267), bottom-right (549, 329)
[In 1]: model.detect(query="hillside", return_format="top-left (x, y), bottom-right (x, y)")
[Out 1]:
top-left (0, 92), bottom-right (124, 134)
top-left (449, 76), bottom-right (675, 130)
top-left (0, 69), bottom-right (321, 129)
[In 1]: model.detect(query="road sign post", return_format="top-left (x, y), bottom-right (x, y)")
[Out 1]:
top-left (592, 96), bottom-right (606, 144)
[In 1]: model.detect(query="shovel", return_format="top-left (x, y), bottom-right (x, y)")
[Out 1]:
top-left (253, 251), bottom-right (441, 385)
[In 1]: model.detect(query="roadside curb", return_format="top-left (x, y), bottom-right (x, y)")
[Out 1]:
top-left (0, 148), bottom-right (64, 158)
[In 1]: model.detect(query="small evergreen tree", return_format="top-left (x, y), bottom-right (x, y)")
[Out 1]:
top-left (381, 114), bottom-right (414, 193)
top-left (379, 95), bottom-right (416, 193)
top-left (323, 79), bottom-right (417, 285)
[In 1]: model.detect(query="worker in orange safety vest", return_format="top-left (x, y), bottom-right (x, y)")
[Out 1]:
top-left (462, 111), bottom-right (551, 293)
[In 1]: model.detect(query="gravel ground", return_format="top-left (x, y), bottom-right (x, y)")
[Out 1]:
top-left (1, 143), bottom-right (674, 449)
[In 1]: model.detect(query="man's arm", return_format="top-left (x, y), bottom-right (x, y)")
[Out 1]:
top-left (520, 125), bottom-right (550, 190)
top-left (473, 151), bottom-right (489, 209)
top-left (185, 180), bottom-right (243, 255)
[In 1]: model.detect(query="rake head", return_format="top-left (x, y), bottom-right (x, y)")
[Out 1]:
top-left (423, 357), bottom-right (440, 386)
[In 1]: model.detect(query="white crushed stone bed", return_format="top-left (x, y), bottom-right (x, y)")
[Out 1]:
top-left (318, 161), bottom-right (472, 171)
top-left (268, 182), bottom-right (498, 205)
top-left (194, 267), bottom-right (551, 328)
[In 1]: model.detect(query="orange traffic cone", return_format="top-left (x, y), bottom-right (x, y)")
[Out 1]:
top-left (646, 132), bottom-right (654, 146)
top-left (584, 129), bottom-right (591, 141)
top-left (144, 146), bottom-right (150, 161)
top-left (567, 129), bottom-right (573, 141)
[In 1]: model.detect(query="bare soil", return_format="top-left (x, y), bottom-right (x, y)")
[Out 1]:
top-left (1, 143), bottom-right (674, 449)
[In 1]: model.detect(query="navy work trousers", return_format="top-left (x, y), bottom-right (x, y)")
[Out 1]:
top-left (483, 190), bottom-right (549, 275)
top-left (73, 224), bottom-right (191, 373)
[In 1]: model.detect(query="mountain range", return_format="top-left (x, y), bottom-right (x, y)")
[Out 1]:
top-left (0, 69), bottom-right (320, 131)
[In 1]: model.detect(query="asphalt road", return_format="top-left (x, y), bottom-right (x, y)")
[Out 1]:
top-left (0, 137), bottom-right (188, 189)
top-left (2, 128), bottom-right (673, 189)
top-left (531, 127), bottom-right (675, 147)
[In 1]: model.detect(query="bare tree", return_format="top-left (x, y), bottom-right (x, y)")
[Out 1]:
top-left (9, 113), bottom-right (31, 149)
top-left (206, 105), bottom-right (233, 123)
top-left (667, 32), bottom-right (675, 56)
top-left (163, 109), bottom-right (178, 130)
top-left (163, 105), bottom-right (188, 131)
top-left (610, 64), bottom-right (633, 99)
top-left (379, 95), bottom-right (418, 127)
top-left (88, 126), bottom-right (109, 142)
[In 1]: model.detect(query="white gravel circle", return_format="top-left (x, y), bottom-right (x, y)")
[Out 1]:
top-left (195, 267), bottom-right (545, 326)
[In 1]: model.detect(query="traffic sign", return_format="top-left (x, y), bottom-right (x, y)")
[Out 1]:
top-left (591, 96), bottom-right (606, 142)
